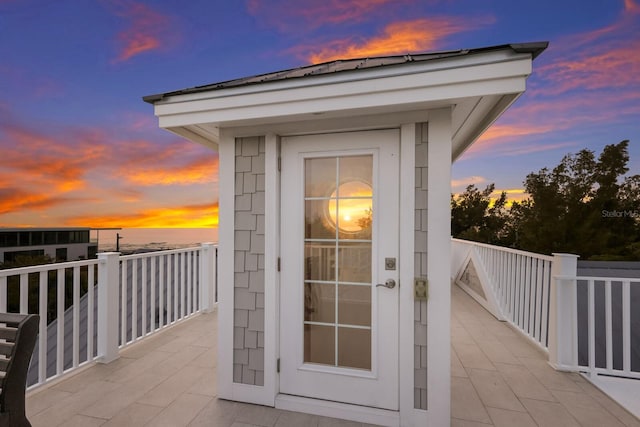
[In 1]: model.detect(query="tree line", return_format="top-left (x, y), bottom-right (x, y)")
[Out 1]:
top-left (451, 140), bottom-right (640, 260)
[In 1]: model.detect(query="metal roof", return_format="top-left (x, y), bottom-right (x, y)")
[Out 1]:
top-left (143, 42), bottom-right (548, 104)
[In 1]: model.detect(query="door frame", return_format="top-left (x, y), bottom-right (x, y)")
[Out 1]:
top-left (275, 129), bottom-right (400, 426)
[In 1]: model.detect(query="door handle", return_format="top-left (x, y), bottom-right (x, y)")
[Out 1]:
top-left (376, 279), bottom-right (396, 289)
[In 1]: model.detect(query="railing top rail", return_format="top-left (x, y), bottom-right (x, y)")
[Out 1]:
top-left (119, 246), bottom-right (204, 260)
top-left (451, 238), bottom-right (554, 262)
top-left (556, 275), bottom-right (640, 283)
top-left (0, 258), bottom-right (99, 277)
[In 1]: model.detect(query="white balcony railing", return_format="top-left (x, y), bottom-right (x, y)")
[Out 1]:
top-left (452, 238), bottom-right (640, 382)
top-left (556, 275), bottom-right (640, 380)
top-left (0, 243), bottom-right (217, 390)
top-left (452, 238), bottom-right (554, 352)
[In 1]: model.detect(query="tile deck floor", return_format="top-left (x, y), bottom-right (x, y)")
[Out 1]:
top-left (25, 285), bottom-right (640, 426)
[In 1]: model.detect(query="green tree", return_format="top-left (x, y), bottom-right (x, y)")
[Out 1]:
top-left (451, 184), bottom-right (511, 245)
top-left (512, 140), bottom-right (639, 259)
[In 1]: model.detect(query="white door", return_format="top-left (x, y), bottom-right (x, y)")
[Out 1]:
top-left (280, 129), bottom-right (399, 410)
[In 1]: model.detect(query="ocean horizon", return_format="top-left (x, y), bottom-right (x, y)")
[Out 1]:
top-left (95, 228), bottom-right (218, 252)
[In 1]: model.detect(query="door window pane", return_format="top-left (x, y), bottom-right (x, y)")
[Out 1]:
top-left (338, 285), bottom-right (371, 327)
top-left (303, 154), bottom-right (374, 370)
top-left (305, 283), bottom-right (335, 323)
top-left (304, 243), bottom-right (335, 281)
top-left (338, 327), bottom-right (371, 370)
top-left (337, 243), bottom-right (371, 283)
top-left (305, 200), bottom-right (335, 239)
top-left (305, 157), bottom-right (336, 197)
top-left (304, 325), bottom-right (335, 365)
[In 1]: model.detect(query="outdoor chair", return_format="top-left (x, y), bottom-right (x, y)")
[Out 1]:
top-left (0, 313), bottom-right (39, 427)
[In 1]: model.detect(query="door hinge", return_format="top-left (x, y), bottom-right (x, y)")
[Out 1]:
top-left (277, 358), bottom-right (280, 373)
top-left (277, 157), bottom-right (281, 171)
top-left (277, 257), bottom-right (281, 272)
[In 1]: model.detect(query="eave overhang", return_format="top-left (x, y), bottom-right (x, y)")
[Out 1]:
top-left (144, 42), bottom-right (547, 160)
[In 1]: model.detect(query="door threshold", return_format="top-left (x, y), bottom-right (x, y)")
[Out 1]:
top-left (275, 394), bottom-right (399, 426)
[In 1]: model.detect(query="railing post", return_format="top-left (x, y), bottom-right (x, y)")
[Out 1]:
top-left (97, 252), bottom-right (120, 363)
top-left (548, 253), bottom-right (579, 371)
top-left (200, 243), bottom-right (216, 313)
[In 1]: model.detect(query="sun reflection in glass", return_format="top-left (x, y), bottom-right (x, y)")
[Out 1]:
top-left (328, 181), bottom-right (372, 233)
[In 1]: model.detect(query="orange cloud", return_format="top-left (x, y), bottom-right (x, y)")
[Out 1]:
top-left (537, 40), bottom-right (640, 95)
top-left (625, 0), bottom-right (640, 12)
top-left (534, 0), bottom-right (639, 96)
top-left (305, 16), bottom-right (494, 63)
top-left (0, 186), bottom-right (76, 215)
top-left (451, 176), bottom-right (487, 190)
top-left (107, 1), bottom-right (176, 63)
top-left (68, 203), bottom-right (219, 228)
top-left (0, 111), bottom-right (219, 225)
top-left (0, 121), bottom-right (106, 192)
top-left (247, 0), bottom-right (401, 32)
top-left (124, 156), bottom-right (218, 186)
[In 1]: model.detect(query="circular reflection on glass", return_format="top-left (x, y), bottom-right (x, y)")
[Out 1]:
top-left (327, 181), bottom-right (372, 233)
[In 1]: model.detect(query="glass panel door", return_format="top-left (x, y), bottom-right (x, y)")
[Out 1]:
top-left (280, 129), bottom-right (399, 411)
top-left (303, 156), bottom-right (373, 370)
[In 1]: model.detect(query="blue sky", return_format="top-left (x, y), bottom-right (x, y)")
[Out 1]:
top-left (1, 0), bottom-right (638, 227)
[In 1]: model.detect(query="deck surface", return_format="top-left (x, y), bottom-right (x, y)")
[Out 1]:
top-left (25, 285), bottom-right (640, 426)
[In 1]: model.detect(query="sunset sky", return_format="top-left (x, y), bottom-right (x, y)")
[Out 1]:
top-left (1, 0), bottom-right (638, 229)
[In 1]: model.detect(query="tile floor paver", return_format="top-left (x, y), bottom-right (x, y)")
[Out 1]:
top-left (24, 286), bottom-right (639, 426)
top-left (467, 368), bottom-right (525, 412)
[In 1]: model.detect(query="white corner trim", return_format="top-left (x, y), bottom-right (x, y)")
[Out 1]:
top-left (263, 133), bottom-right (279, 405)
top-left (399, 122), bottom-right (419, 422)
top-left (426, 109), bottom-right (452, 426)
top-left (216, 129), bottom-right (236, 400)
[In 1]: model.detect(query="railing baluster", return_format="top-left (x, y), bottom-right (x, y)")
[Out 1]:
top-left (38, 271), bottom-right (47, 383)
top-left (540, 260), bottom-right (550, 348)
top-left (534, 260), bottom-right (543, 343)
top-left (56, 268), bottom-right (64, 376)
top-left (20, 273), bottom-right (28, 314)
top-left (523, 257), bottom-right (531, 334)
top-left (187, 251), bottom-right (192, 315)
top-left (181, 252), bottom-right (186, 319)
top-left (158, 255), bottom-right (169, 328)
top-left (142, 257), bottom-right (147, 337)
top-left (72, 266), bottom-right (80, 368)
top-left (166, 254), bottom-right (172, 324)
top-left (622, 280), bottom-right (631, 373)
top-left (151, 256), bottom-right (156, 332)
top-left (588, 279), bottom-right (595, 374)
top-left (88, 265), bottom-right (95, 361)
top-left (604, 279), bottom-right (612, 372)
top-left (121, 259), bottom-right (127, 346)
top-left (132, 258), bottom-right (138, 342)
top-left (0, 276), bottom-right (6, 312)
top-left (174, 253), bottom-right (179, 322)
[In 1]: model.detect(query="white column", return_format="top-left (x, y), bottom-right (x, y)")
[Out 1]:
top-left (200, 243), bottom-right (217, 313)
top-left (427, 108), bottom-right (452, 426)
top-left (217, 128), bottom-right (235, 399)
top-left (97, 252), bottom-right (120, 363)
top-left (548, 253), bottom-right (579, 371)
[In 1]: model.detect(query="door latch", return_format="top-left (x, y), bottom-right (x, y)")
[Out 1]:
top-left (376, 279), bottom-right (396, 289)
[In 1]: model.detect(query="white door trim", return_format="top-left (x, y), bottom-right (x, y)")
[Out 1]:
top-left (279, 129), bottom-right (400, 411)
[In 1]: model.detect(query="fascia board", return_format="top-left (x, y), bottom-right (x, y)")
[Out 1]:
top-left (153, 57), bottom-right (531, 127)
top-left (157, 73), bottom-right (528, 130)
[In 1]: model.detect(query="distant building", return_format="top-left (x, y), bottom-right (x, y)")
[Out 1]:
top-left (0, 228), bottom-right (98, 264)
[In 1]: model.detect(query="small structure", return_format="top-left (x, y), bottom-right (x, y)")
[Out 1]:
top-left (0, 228), bottom-right (98, 264)
top-left (144, 42), bottom-right (547, 426)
